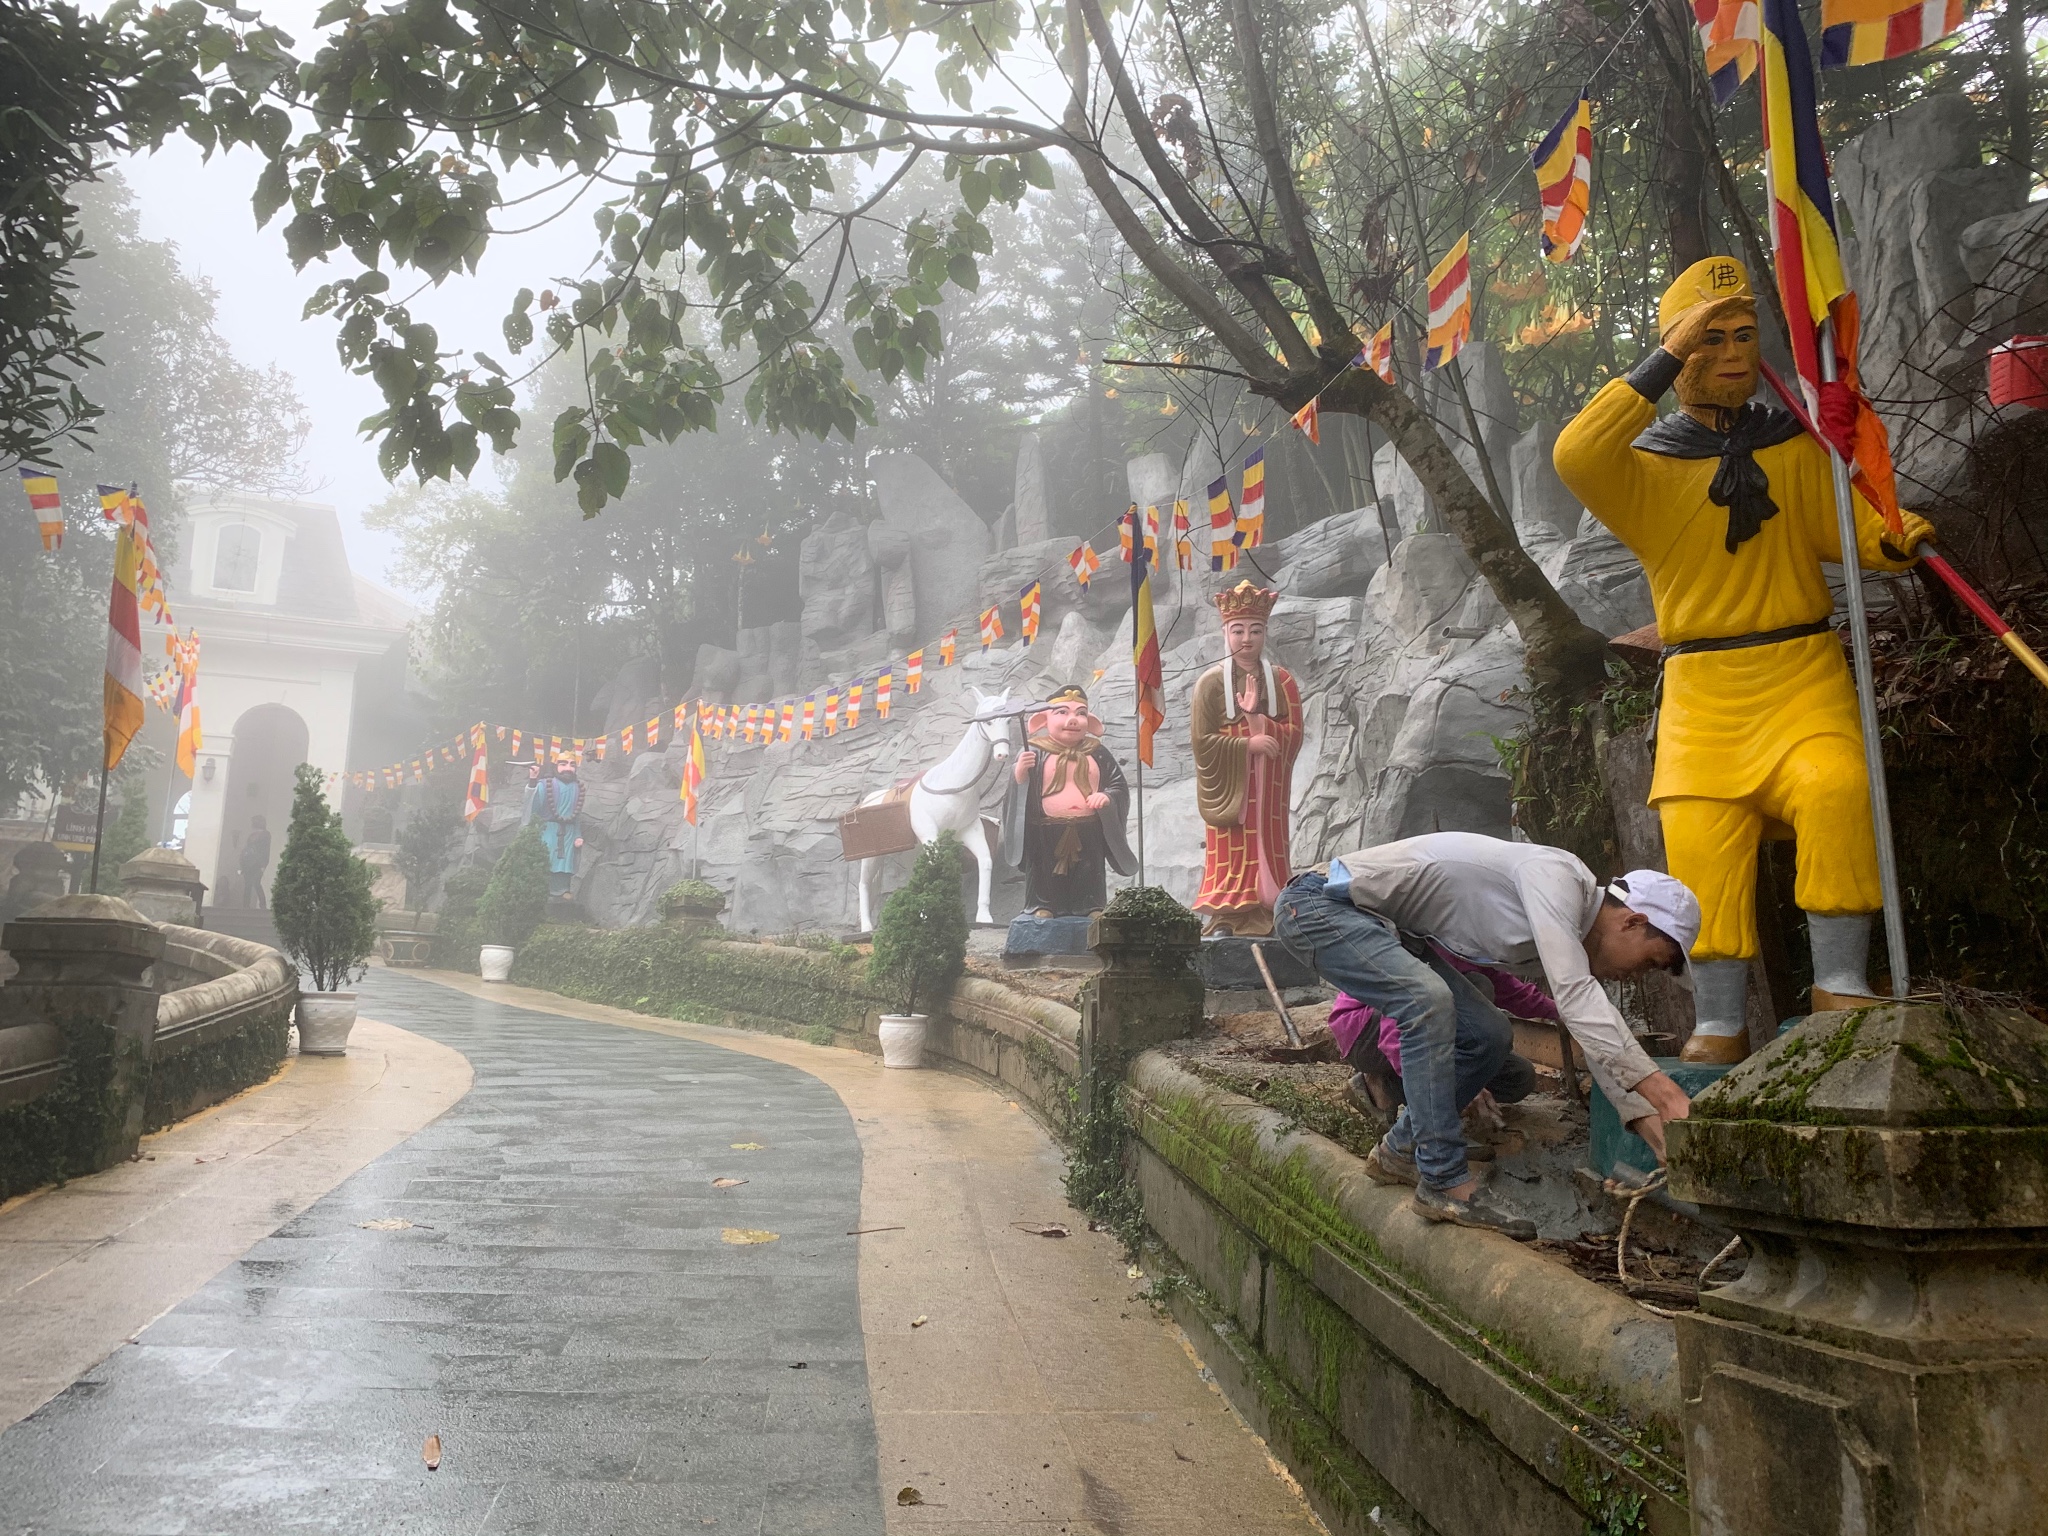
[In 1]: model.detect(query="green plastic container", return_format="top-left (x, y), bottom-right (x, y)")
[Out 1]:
top-left (1588, 1058), bottom-right (1733, 1180)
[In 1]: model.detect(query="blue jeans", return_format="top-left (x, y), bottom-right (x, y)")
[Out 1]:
top-left (1275, 873), bottom-right (1513, 1191)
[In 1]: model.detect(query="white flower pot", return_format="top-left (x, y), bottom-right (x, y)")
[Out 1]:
top-left (297, 992), bottom-right (358, 1056)
top-left (479, 944), bottom-right (515, 982)
top-left (878, 1013), bottom-right (929, 1069)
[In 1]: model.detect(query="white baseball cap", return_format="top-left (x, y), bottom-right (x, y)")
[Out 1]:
top-left (1608, 870), bottom-right (1702, 988)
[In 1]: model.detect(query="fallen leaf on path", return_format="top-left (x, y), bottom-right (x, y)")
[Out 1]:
top-left (721, 1227), bottom-right (780, 1245)
top-left (1127, 1265), bottom-right (1144, 1280)
top-left (711, 1177), bottom-right (748, 1188)
top-left (1011, 1221), bottom-right (1070, 1238)
top-left (194, 1154), bottom-right (226, 1163)
top-left (846, 1225), bottom-right (904, 1235)
top-left (730, 1142), bottom-right (765, 1151)
top-left (422, 1434), bottom-right (442, 1471)
top-left (359, 1219), bottom-right (414, 1231)
top-left (896, 1487), bottom-right (924, 1506)
top-left (910, 1315), bottom-right (928, 1328)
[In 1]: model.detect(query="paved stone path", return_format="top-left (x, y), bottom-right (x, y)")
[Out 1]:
top-left (1, 970), bottom-right (879, 1534)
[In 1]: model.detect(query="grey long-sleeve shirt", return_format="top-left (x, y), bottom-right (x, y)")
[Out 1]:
top-left (1326, 832), bottom-right (1660, 1124)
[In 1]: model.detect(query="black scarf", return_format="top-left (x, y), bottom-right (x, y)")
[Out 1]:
top-left (1633, 402), bottom-right (1806, 554)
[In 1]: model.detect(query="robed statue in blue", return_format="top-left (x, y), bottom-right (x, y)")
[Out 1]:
top-left (522, 760), bottom-right (584, 894)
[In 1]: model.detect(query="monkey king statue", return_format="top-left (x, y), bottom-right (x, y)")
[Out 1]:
top-left (1001, 684), bottom-right (1134, 917)
top-left (1555, 255), bottom-right (1936, 1062)
top-left (1191, 581), bottom-right (1304, 937)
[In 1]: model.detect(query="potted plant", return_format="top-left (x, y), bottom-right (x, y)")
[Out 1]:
top-left (865, 835), bottom-right (969, 1068)
top-left (476, 825), bottom-right (550, 981)
top-left (656, 877), bottom-right (727, 935)
top-left (271, 764), bottom-right (381, 1054)
top-left (434, 868), bottom-right (491, 972)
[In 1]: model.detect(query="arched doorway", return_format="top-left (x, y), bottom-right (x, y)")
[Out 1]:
top-left (216, 703), bottom-right (309, 909)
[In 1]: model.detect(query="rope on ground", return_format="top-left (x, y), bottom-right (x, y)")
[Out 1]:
top-left (1699, 1234), bottom-right (1744, 1289)
top-left (1604, 1169), bottom-right (1679, 1318)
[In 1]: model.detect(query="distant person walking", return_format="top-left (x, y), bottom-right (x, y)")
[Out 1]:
top-left (240, 816), bottom-right (272, 908)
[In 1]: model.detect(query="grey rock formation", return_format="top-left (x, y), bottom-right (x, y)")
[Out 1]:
top-left (1127, 452), bottom-right (1176, 515)
top-left (1510, 421), bottom-right (1583, 545)
top-left (797, 508), bottom-right (878, 653)
top-left (1268, 506), bottom-right (1393, 598)
top-left (1014, 431), bottom-right (1049, 545)
top-left (871, 454), bottom-right (991, 639)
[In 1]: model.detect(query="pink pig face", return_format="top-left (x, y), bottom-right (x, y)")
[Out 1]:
top-left (1223, 616), bottom-right (1267, 669)
top-left (1042, 701), bottom-right (1096, 748)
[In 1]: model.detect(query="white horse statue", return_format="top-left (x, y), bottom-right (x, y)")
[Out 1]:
top-left (856, 686), bottom-right (1021, 932)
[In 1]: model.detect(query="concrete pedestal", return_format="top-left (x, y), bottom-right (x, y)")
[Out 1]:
top-left (1195, 935), bottom-right (1317, 992)
top-left (1003, 913), bottom-right (1094, 964)
top-left (119, 845), bottom-right (207, 926)
top-left (1669, 1000), bottom-right (2048, 1535)
top-left (1077, 898), bottom-right (1203, 1115)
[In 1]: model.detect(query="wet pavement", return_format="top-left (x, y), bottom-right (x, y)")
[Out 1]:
top-left (0, 968), bottom-right (879, 1535)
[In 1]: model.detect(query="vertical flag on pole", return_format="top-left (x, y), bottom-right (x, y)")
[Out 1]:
top-left (1424, 234), bottom-right (1474, 371)
top-left (1207, 476), bottom-right (1239, 571)
top-left (681, 710), bottom-right (706, 825)
top-left (464, 738), bottom-right (491, 821)
top-left (1289, 400), bottom-right (1321, 445)
top-left (1019, 581), bottom-right (1042, 645)
top-left (1695, 0), bottom-right (1762, 105)
top-left (102, 509), bottom-right (146, 772)
top-left (1238, 449), bottom-right (1267, 548)
top-left (17, 468), bottom-right (62, 551)
top-left (1070, 543), bottom-right (1100, 588)
top-left (1173, 500), bottom-right (1194, 569)
top-left (940, 629), bottom-right (957, 666)
top-left (1533, 94), bottom-right (1594, 262)
top-left (847, 679), bottom-right (863, 729)
top-left (978, 605), bottom-right (1003, 650)
top-left (877, 671), bottom-right (893, 718)
top-left (1131, 535), bottom-right (1165, 768)
top-left (907, 650), bottom-right (925, 692)
top-left (1366, 321), bottom-right (1396, 383)
top-left (1820, 0), bottom-right (1966, 68)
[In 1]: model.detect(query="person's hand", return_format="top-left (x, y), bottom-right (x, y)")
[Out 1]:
top-left (1086, 791), bottom-right (1110, 810)
top-left (1627, 1070), bottom-right (1692, 1163)
top-left (1249, 734), bottom-right (1282, 761)
top-left (1660, 295), bottom-right (1756, 363)
top-left (1628, 1114), bottom-right (1667, 1161)
top-left (1013, 748), bottom-right (1037, 783)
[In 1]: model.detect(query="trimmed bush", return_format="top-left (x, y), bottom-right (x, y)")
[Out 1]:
top-left (435, 867), bottom-right (491, 973)
top-left (866, 835), bottom-right (968, 1016)
top-left (478, 825), bottom-right (551, 948)
top-left (271, 764), bottom-right (379, 992)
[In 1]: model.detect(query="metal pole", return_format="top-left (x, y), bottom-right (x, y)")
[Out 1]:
top-left (87, 765), bottom-right (111, 893)
top-left (1133, 559), bottom-right (1147, 887)
top-left (1819, 319), bottom-right (1911, 998)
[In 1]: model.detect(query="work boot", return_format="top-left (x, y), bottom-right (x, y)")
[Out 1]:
top-left (1680, 1030), bottom-right (1752, 1065)
top-left (1346, 1069), bottom-right (1402, 1116)
top-left (1411, 1183), bottom-right (1537, 1241)
top-left (1364, 1138), bottom-right (1418, 1187)
top-left (1809, 985), bottom-right (1885, 1013)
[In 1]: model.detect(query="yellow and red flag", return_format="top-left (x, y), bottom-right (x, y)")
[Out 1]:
top-left (464, 738), bottom-right (491, 821)
top-left (1070, 543), bottom-right (1101, 589)
top-left (801, 696), bottom-right (816, 739)
top-left (1424, 233), bottom-right (1473, 372)
top-left (825, 690), bottom-right (840, 735)
top-left (939, 629), bottom-right (957, 666)
top-left (169, 629), bottom-right (203, 779)
top-left (621, 723), bottom-right (636, 755)
top-left (1143, 504), bottom-right (1160, 565)
top-left (1131, 540), bottom-right (1165, 767)
top-left (778, 702), bottom-right (794, 742)
top-left (1019, 581), bottom-right (1042, 645)
top-left (1207, 475), bottom-right (1238, 572)
top-left (681, 710), bottom-right (707, 825)
top-left (18, 467), bottom-right (62, 551)
top-left (1118, 505), bottom-right (1135, 563)
top-left (847, 679), bottom-right (863, 729)
top-left (1821, 0), bottom-right (1965, 68)
top-left (1237, 449), bottom-right (1267, 549)
top-left (674, 703), bottom-right (688, 735)
top-left (1289, 399), bottom-right (1321, 445)
top-left (877, 671), bottom-right (893, 718)
top-left (102, 511), bottom-right (146, 771)
top-left (1173, 501), bottom-right (1194, 570)
top-left (1696, 0), bottom-right (1761, 105)
top-left (1365, 321), bottom-right (1396, 384)
top-left (1533, 94), bottom-right (1593, 262)
top-left (1760, 0), bottom-right (1904, 532)
top-left (979, 605), bottom-right (1003, 651)
top-left (907, 650), bottom-right (925, 693)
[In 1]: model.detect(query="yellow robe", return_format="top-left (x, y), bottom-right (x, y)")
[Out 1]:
top-left (1554, 379), bottom-right (1934, 956)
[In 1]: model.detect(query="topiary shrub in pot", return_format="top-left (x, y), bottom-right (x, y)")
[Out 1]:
top-left (865, 835), bottom-right (968, 1068)
top-left (271, 764), bottom-right (380, 1054)
top-left (477, 825), bottom-right (550, 981)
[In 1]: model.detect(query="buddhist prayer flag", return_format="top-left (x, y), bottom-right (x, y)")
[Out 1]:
top-left (747, 704), bottom-right (762, 741)
top-left (594, 735), bottom-right (608, 761)
top-left (1696, 0), bottom-right (1761, 105)
top-left (779, 702), bottom-right (794, 741)
top-left (102, 514), bottom-right (146, 771)
top-left (682, 713), bottom-right (707, 825)
top-left (646, 714), bottom-right (662, 750)
top-left (1019, 580), bottom-right (1042, 645)
top-left (1533, 94), bottom-right (1593, 262)
top-left (1424, 233), bottom-right (1473, 371)
top-left (675, 703), bottom-right (688, 734)
top-left (18, 468), bottom-right (62, 551)
top-left (1366, 321), bottom-right (1396, 384)
top-left (96, 482), bottom-right (126, 521)
top-left (621, 723), bottom-right (636, 755)
top-left (1118, 506), bottom-right (1135, 563)
top-left (464, 739), bottom-right (490, 821)
top-left (907, 650), bottom-right (924, 692)
top-left (1173, 500), bottom-right (1194, 569)
top-left (1238, 449), bottom-right (1267, 549)
top-left (551, 735), bottom-right (564, 762)
top-left (1130, 542), bottom-right (1165, 768)
top-left (801, 696), bottom-right (816, 739)
top-left (1289, 399), bottom-right (1321, 445)
top-left (825, 690), bottom-right (840, 734)
top-left (877, 671), bottom-right (893, 718)
top-left (1143, 504), bottom-right (1160, 564)
top-left (847, 680), bottom-right (863, 729)
top-left (1208, 476), bottom-right (1239, 572)
top-left (1070, 543), bottom-right (1101, 588)
top-left (1760, 0), bottom-right (1905, 532)
top-left (169, 628), bottom-right (201, 779)
top-left (1821, 0), bottom-right (1966, 67)
top-left (940, 629), bottom-right (957, 666)
top-left (979, 605), bottom-right (1003, 650)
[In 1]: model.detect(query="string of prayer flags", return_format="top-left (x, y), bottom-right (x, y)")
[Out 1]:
top-left (682, 711), bottom-right (706, 825)
top-left (847, 679), bottom-right (863, 729)
top-left (979, 605), bottom-right (1003, 651)
top-left (1070, 543), bottom-right (1100, 589)
top-left (18, 468), bottom-right (62, 551)
top-left (464, 739), bottom-right (491, 821)
top-left (1366, 321), bottom-right (1396, 384)
top-left (1696, 0), bottom-right (1761, 105)
top-left (1820, 0), bottom-right (1966, 67)
top-left (1424, 233), bottom-right (1474, 371)
top-left (1208, 477), bottom-right (1239, 572)
top-left (1238, 449), bottom-right (1267, 549)
top-left (1533, 94), bottom-right (1593, 262)
top-left (907, 649), bottom-right (925, 693)
top-left (1019, 580), bottom-right (1041, 645)
top-left (1173, 501), bottom-right (1194, 570)
top-left (940, 629), bottom-right (957, 666)
top-left (1289, 399), bottom-right (1321, 445)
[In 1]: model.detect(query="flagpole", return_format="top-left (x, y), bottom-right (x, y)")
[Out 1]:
top-left (1133, 580), bottom-right (1147, 887)
top-left (88, 764), bottom-right (111, 893)
top-left (1818, 319), bottom-right (1911, 999)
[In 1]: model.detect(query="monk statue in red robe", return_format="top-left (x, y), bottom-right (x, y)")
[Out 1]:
top-left (1191, 581), bottom-right (1304, 936)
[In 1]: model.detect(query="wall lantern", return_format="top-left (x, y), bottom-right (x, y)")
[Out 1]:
top-left (201, 758), bottom-right (217, 783)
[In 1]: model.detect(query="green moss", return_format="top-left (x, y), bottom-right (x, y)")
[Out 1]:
top-left (142, 1010), bottom-right (292, 1131)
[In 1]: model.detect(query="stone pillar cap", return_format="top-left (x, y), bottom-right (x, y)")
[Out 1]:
top-left (118, 845), bottom-right (204, 885)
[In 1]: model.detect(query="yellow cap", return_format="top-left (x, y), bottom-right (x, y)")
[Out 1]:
top-left (1657, 256), bottom-right (1753, 336)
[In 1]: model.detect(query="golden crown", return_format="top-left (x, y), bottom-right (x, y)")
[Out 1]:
top-left (1214, 580), bottom-right (1279, 621)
